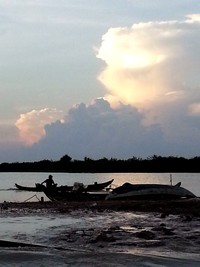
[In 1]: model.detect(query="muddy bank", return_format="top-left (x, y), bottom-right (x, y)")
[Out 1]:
top-left (2, 197), bottom-right (200, 216)
top-left (1, 198), bottom-right (200, 265)
top-left (0, 249), bottom-right (199, 267)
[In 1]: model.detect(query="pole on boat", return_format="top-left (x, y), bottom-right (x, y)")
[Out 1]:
top-left (170, 174), bottom-right (173, 186)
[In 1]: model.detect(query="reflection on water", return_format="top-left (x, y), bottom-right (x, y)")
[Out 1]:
top-left (0, 172), bottom-right (199, 202)
top-left (0, 213), bottom-right (82, 244)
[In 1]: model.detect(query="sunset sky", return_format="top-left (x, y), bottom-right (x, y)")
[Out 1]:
top-left (1, 0), bottom-right (200, 162)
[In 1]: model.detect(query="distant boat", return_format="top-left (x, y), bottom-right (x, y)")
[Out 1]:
top-left (15, 179), bottom-right (114, 193)
top-left (106, 182), bottom-right (196, 200)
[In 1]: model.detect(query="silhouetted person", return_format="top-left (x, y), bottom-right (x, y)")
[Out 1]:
top-left (41, 175), bottom-right (56, 189)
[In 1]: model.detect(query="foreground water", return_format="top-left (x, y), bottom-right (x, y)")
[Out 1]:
top-left (0, 172), bottom-right (200, 266)
top-left (1, 207), bottom-right (200, 266)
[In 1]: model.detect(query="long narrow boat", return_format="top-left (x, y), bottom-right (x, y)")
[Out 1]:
top-left (15, 183), bottom-right (73, 192)
top-left (15, 179), bottom-right (114, 192)
top-left (106, 182), bottom-right (196, 200)
top-left (37, 184), bottom-right (109, 202)
top-left (15, 183), bottom-right (43, 192)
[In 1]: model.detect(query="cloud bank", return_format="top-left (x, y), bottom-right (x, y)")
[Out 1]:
top-left (4, 14), bottom-right (200, 162)
top-left (30, 98), bottom-right (166, 160)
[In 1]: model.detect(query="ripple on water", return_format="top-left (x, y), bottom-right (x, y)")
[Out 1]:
top-left (0, 210), bottom-right (200, 264)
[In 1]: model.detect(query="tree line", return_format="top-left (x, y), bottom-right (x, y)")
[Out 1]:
top-left (0, 154), bottom-right (200, 172)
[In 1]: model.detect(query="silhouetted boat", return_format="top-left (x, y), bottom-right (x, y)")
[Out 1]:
top-left (106, 182), bottom-right (196, 200)
top-left (15, 183), bottom-right (73, 192)
top-left (85, 179), bottom-right (114, 191)
top-left (37, 184), bottom-right (109, 202)
top-left (15, 179), bottom-right (114, 193)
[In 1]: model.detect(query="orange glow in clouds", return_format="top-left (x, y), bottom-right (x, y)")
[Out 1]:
top-left (15, 108), bottom-right (63, 146)
top-left (96, 15), bottom-right (200, 127)
top-left (96, 25), bottom-right (170, 109)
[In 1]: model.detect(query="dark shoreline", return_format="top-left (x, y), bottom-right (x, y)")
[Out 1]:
top-left (3, 198), bottom-right (200, 217)
top-left (1, 154), bottom-right (200, 172)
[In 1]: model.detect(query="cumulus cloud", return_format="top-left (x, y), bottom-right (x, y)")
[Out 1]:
top-left (94, 14), bottom-right (200, 157)
top-left (15, 108), bottom-right (63, 146)
top-left (96, 15), bottom-right (200, 125)
top-left (5, 14), bottom-right (200, 162)
top-left (27, 97), bottom-right (200, 160)
top-left (7, 97), bottom-right (200, 162)
top-left (29, 98), bottom-right (168, 160)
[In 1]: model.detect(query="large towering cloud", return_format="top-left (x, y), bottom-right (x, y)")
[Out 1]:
top-left (10, 14), bottom-right (200, 161)
top-left (96, 14), bottom-right (200, 131)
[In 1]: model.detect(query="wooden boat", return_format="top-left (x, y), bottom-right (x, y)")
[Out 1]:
top-left (37, 184), bottom-right (109, 202)
top-left (106, 182), bottom-right (196, 200)
top-left (15, 179), bottom-right (114, 192)
top-left (86, 179), bottom-right (114, 191)
top-left (15, 183), bottom-right (43, 192)
top-left (15, 183), bottom-right (73, 192)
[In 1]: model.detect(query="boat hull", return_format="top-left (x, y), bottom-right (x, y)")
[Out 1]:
top-left (15, 183), bottom-right (73, 192)
top-left (38, 184), bottom-right (109, 202)
top-left (15, 184), bottom-right (43, 192)
top-left (106, 183), bottom-right (196, 200)
top-left (15, 179), bottom-right (114, 193)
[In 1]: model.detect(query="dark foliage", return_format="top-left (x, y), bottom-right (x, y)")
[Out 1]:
top-left (0, 154), bottom-right (200, 172)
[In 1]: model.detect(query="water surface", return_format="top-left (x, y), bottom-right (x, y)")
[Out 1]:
top-left (0, 172), bottom-right (199, 266)
top-left (0, 172), bottom-right (199, 202)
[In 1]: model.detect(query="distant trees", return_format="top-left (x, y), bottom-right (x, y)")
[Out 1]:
top-left (0, 154), bottom-right (200, 172)
top-left (60, 154), bottom-right (72, 163)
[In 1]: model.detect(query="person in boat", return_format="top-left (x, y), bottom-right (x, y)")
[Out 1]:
top-left (41, 175), bottom-right (57, 189)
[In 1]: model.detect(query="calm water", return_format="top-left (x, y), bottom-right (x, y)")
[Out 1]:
top-left (0, 172), bottom-right (199, 202)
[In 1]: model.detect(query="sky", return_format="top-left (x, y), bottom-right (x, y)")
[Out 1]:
top-left (1, 0), bottom-right (200, 162)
